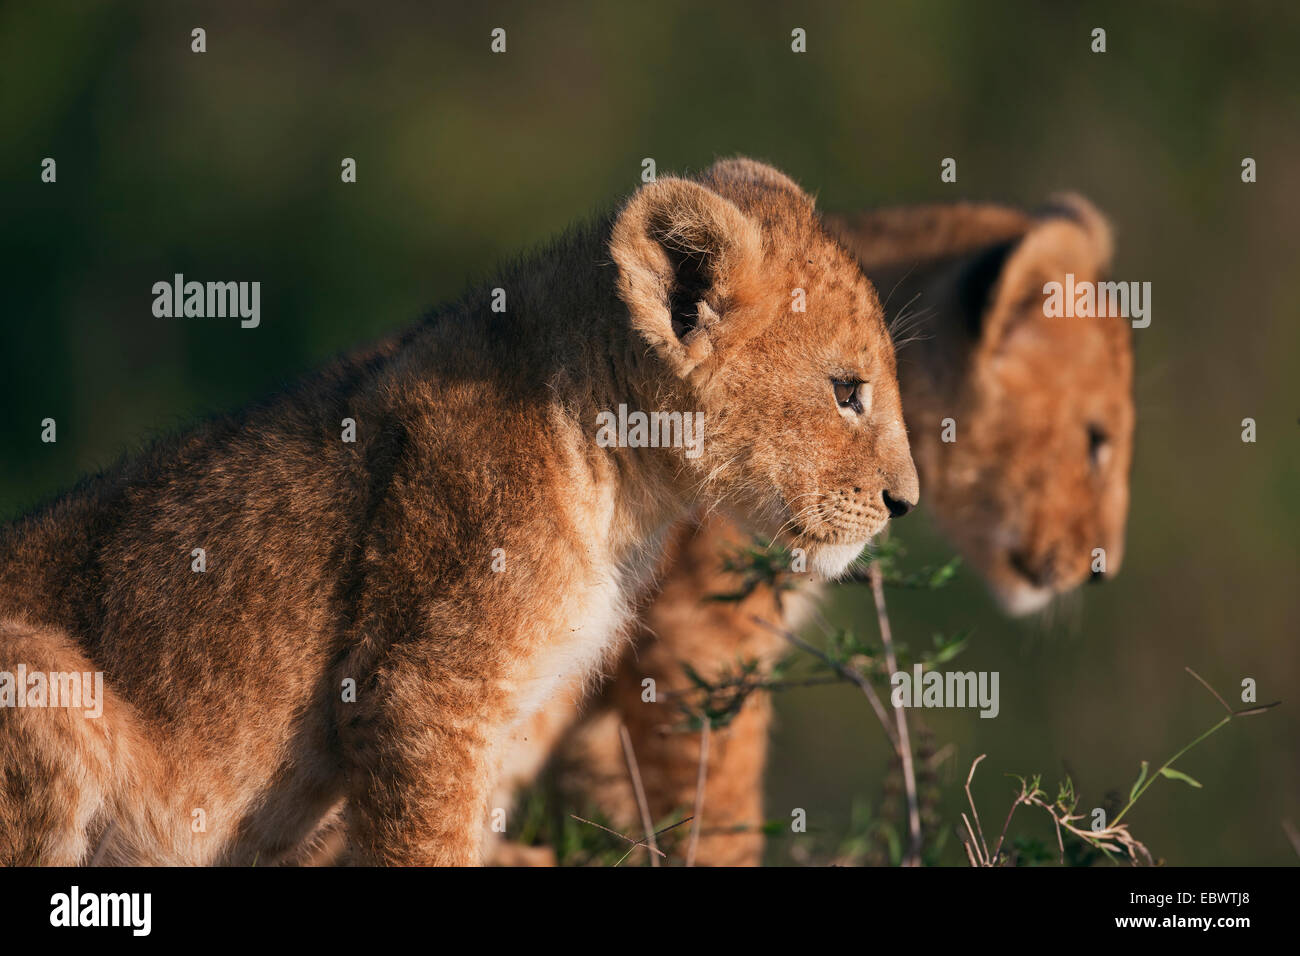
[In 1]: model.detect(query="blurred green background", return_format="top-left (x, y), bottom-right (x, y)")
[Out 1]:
top-left (1, 1), bottom-right (1296, 864)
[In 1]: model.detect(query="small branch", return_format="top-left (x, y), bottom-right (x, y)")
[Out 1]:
top-left (990, 789), bottom-right (1026, 865)
top-left (652, 816), bottom-right (695, 839)
top-left (569, 814), bottom-right (667, 865)
top-left (963, 754), bottom-right (990, 863)
top-left (619, 723), bottom-right (659, 868)
top-left (686, 718), bottom-right (711, 867)
top-left (870, 564), bottom-right (922, 867)
top-left (751, 615), bottom-right (899, 751)
top-left (960, 813), bottom-right (986, 867)
top-left (1048, 807), bottom-right (1066, 864)
top-left (1185, 666), bottom-right (1231, 714)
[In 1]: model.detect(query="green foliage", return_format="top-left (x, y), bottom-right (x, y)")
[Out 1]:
top-left (864, 537), bottom-right (963, 590)
top-left (1128, 761), bottom-right (1149, 806)
top-left (673, 533), bottom-right (971, 735)
top-left (1158, 767), bottom-right (1202, 788)
top-left (524, 537), bottom-right (1279, 867)
top-left (706, 536), bottom-right (806, 604)
top-left (673, 657), bottom-right (788, 731)
top-left (964, 671), bottom-right (1280, 867)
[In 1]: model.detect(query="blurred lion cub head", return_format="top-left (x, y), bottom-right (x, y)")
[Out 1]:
top-left (833, 196), bottom-right (1134, 612)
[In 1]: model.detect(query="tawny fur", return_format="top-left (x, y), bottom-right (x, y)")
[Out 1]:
top-left (498, 196), bottom-right (1134, 866)
top-left (0, 158), bottom-right (918, 866)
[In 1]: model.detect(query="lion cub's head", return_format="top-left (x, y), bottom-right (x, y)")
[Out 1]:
top-left (887, 198), bottom-right (1135, 615)
top-left (608, 158), bottom-right (918, 579)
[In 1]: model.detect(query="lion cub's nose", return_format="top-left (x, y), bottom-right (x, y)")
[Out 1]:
top-left (1010, 549), bottom-right (1053, 587)
top-left (882, 490), bottom-right (915, 519)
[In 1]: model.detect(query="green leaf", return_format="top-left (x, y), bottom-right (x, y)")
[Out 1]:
top-left (1128, 760), bottom-right (1149, 805)
top-left (929, 630), bottom-right (970, 663)
top-left (1158, 766), bottom-right (1203, 788)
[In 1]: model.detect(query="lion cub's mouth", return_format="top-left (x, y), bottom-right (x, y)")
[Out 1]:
top-left (995, 582), bottom-right (1056, 617)
top-left (787, 516), bottom-right (887, 550)
top-left (784, 522), bottom-right (872, 580)
top-left (769, 503), bottom-right (887, 580)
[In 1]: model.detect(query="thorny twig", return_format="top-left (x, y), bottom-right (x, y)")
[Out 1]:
top-left (568, 814), bottom-right (693, 867)
top-left (869, 563), bottom-right (922, 867)
top-left (751, 616), bottom-right (899, 751)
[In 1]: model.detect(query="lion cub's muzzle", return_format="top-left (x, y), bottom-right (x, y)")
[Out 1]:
top-left (806, 484), bottom-right (914, 540)
top-left (791, 481), bottom-right (918, 579)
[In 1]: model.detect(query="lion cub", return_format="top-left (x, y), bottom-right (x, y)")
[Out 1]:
top-left (0, 158), bottom-right (916, 865)
top-left (503, 195), bottom-right (1134, 866)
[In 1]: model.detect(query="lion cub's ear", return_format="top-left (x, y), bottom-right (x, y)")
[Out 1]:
top-left (970, 194), bottom-right (1114, 354)
top-left (700, 157), bottom-right (813, 205)
top-left (610, 178), bottom-right (763, 379)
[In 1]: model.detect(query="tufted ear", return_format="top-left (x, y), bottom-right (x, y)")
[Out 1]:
top-left (699, 156), bottom-right (814, 206)
top-left (970, 193), bottom-right (1115, 353)
top-left (609, 177), bottom-right (763, 379)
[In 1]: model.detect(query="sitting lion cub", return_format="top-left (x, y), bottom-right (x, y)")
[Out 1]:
top-left (499, 194), bottom-right (1134, 866)
top-left (0, 158), bottom-right (917, 866)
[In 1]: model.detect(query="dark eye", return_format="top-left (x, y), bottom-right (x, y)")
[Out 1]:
top-left (832, 379), bottom-right (864, 414)
top-left (1087, 423), bottom-right (1110, 468)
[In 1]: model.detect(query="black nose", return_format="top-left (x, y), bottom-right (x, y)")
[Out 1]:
top-left (1089, 569), bottom-right (1107, 584)
top-left (1011, 549), bottom-right (1074, 589)
top-left (1009, 549), bottom-right (1050, 587)
top-left (882, 490), bottom-right (915, 519)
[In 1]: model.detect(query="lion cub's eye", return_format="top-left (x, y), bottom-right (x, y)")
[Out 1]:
top-left (832, 378), bottom-right (867, 415)
top-left (1087, 423), bottom-right (1111, 469)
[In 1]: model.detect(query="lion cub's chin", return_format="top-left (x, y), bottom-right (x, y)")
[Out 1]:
top-left (805, 540), bottom-right (870, 581)
top-left (996, 583), bottom-right (1055, 617)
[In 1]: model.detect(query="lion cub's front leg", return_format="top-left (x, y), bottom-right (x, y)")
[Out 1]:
top-left (338, 638), bottom-right (519, 866)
